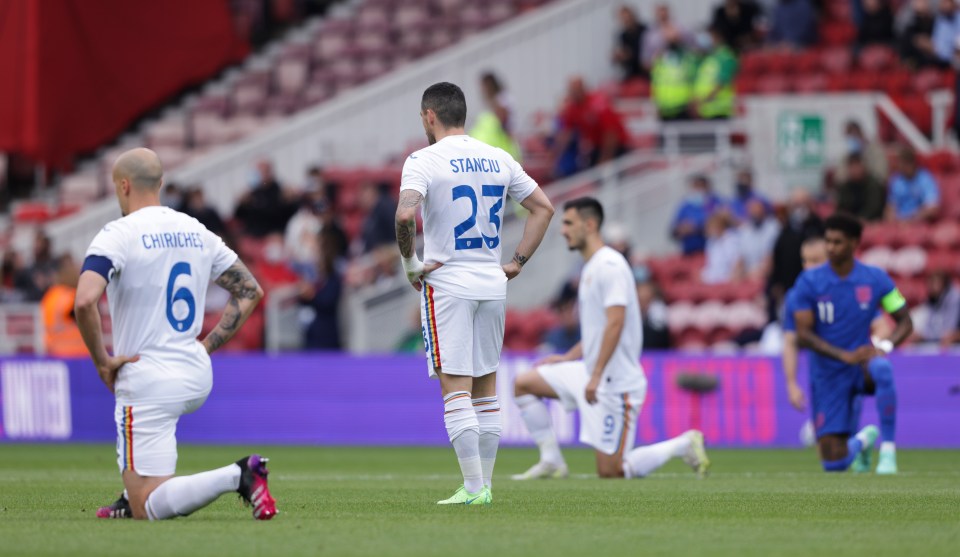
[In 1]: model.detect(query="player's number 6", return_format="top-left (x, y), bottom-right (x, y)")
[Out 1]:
top-left (166, 261), bottom-right (197, 332)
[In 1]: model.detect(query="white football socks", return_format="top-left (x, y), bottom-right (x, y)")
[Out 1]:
top-left (623, 433), bottom-right (692, 479)
top-left (515, 394), bottom-right (565, 466)
top-left (443, 391), bottom-right (484, 494)
top-left (473, 396), bottom-right (501, 489)
top-left (144, 463), bottom-right (241, 520)
top-left (880, 441), bottom-right (896, 453)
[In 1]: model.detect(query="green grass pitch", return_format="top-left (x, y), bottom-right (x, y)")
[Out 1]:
top-left (0, 444), bottom-right (957, 556)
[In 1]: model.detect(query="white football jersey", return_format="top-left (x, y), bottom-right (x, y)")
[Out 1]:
top-left (578, 246), bottom-right (646, 394)
top-left (401, 134), bottom-right (537, 300)
top-left (84, 206), bottom-right (238, 405)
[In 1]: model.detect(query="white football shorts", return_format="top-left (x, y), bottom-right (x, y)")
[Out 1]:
top-left (114, 396), bottom-right (207, 477)
top-left (537, 361), bottom-right (646, 456)
top-left (419, 282), bottom-right (505, 378)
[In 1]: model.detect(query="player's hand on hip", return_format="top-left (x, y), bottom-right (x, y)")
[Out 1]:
top-left (407, 261), bottom-right (442, 292)
top-left (585, 376), bottom-right (601, 404)
top-left (97, 354), bottom-right (140, 393)
top-left (787, 382), bottom-right (807, 411)
top-left (502, 261), bottom-right (521, 280)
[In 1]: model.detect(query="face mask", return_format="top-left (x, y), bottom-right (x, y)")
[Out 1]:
top-left (264, 242), bottom-right (284, 264)
top-left (845, 137), bottom-right (863, 154)
top-left (790, 207), bottom-right (809, 225)
top-left (687, 192), bottom-right (706, 206)
top-left (695, 32), bottom-right (713, 51)
top-left (248, 169), bottom-right (262, 188)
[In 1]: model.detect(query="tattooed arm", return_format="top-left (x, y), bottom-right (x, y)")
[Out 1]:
top-left (503, 187), bottom-right (555, 280)
top-left (202, 260), bottom-right (265, 354)
top-left (396, 190), bottom-right (426, 291)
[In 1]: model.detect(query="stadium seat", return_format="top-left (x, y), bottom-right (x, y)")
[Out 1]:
top-left (820, 47), bottom-right (853, 73)
top-left (930, 221), bottom-right (960, 250)
top-left (792, 73), bottom-right (828, 93)
top-left (925, 249), bottom-right (958, 274)
top-left (890, 246), bottom-right (927, 278)
top-left (858, 45), bottom-right (895, 72)
top-left (861, 246), bottom-right (894, 270)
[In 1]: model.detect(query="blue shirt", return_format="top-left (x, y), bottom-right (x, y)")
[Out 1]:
top-left (730, 192), bottom-right (772, 221)
top-left (888, 168), bottom-right (939, 220)
top-left (783, 285), bottom-right (880, 333)
top-left (671, 194), bottom-right (725, 254)
top-left (932, 11), bottom-right (960, 62)
top-left (791, 262), bottom-right (899, 377)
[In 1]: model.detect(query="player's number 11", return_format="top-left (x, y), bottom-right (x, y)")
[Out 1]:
top-left (817, 301), bottom-right (835, 324)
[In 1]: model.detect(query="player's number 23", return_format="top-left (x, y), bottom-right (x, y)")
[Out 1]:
top-left (452, 184), bottom-right (505, 251)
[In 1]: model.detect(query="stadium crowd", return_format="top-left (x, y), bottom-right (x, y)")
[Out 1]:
top-left (4, 0), bottom-right (960, 353)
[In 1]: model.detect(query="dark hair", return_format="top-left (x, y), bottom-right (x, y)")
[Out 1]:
top-left (801, 234), bottom-right (825, 248)
top-left (421, 82), bottom-right (467, 128)
top-left (824, 212), bottom-right (863, 240)
top-left (480, 72), bottom-right (503, 95)
top-left (563, 197), bottom-right (604, 228)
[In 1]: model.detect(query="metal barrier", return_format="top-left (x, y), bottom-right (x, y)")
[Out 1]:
top-left (0, 304), bottom-right (44, 355)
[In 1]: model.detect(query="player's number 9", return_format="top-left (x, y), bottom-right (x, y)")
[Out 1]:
top-left (452, 184), bottom-right (506, 251)
top-left (166, 262), bottom-right (197, 332)
top-left (603, 415), bottom-right (615, 435)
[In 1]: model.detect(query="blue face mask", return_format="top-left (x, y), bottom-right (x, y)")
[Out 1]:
top-left (846, 137), bottom-right (863, 154)
top-left (688, 192), bottom-right (707, 206)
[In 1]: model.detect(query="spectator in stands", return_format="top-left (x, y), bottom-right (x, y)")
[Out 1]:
top-left (0, 251), bottom-right (27, 302)
top-left (470, 72), bottom-right (521, 160)
top-left (692, 25), bottom-right (739, 120)
top-left (886, 145), bottom-right (940, 221)
top-left (285, 190), bottom-right (325, 281)
top-left (651, 27), bottom-right (699, 120)
top-left (729, 169), bottom-right (771, 222)
top-left (182, 187), bottom-right (227, 238)
top-left (702, 210), bottom-right (743, 284)
top-left (637, 278), bottom-right (671, 349)
top-left (300, 226), bottom-right (345, 350)
top-left (932, 0), bottom-right (960, 65)
top-left (768, 189), bottom-right (823, 314)
top-left (613, 5), bottom-right (647, 81)
top-left (358, 181), bottom-right (397, 254)
top-left (857, 0), bottom-right (896, 48)
top-left (234, 159), bottom-right (297, 237)
top-left (738, 198), bottom-right (781, 280)
top-left (768, 0), bottom-right (818, 49)
top-left (834, 120), bottom-right (889, 183)
top-left (543, 288), bottom-right (581, 353)
top-left (912, 270), bottom-right (960, 346)
top-left (554, 77), bottom-right (630, 177)
top-left (837, 153), bottom-right (887, 221)
top-left (642, 3), bottom-right (692, 69)
top-left (16, 232), bottom-right (56, 301)
top-left (160, 182), bottom-right (183, 210)
top-left (671, 174), bottom-right (725, 255)
top-left (710, 0), bottom-right (764, 52)
top-left (899, 0), bottom-right (939, 68)
top-left (40, 254), bottom-right (86, 357)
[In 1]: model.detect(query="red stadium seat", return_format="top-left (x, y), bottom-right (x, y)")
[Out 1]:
top-left (931, 221), bottom-right (960, 250)
top-left (792, 73), bottom-right (828, 93)
top-left (820, 47), bottom-right (853, 74)
top-left (858, 45), bottom-right (895, 72)
top-left (925, 249), bottom-right (959, 274)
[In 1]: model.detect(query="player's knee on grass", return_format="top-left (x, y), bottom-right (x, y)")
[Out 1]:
top-left (596, 452), bottom-right (626, 479)
top-left (818, 435), bottom-right (848, 466)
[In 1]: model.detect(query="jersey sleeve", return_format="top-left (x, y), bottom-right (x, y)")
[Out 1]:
top-left (875, 269), bottom-right (907, 313)
top-left (782, 289), bottom-right (798, 332)
top-left (598, 260), bottom-right (631, 308)
top-left (505, 155), bottom-right (537, 203)
top-left (400, 153), bottom-right (430, 197)
top-left (791, 272), bottom-right (817, 315)
top-left (207, 230), bottom-right (239, 279)
top-left (83, 221), bottom-right (129, 276)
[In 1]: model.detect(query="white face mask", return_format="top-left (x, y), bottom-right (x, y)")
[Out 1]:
top-left (264, 242), bottom-right (284, 264)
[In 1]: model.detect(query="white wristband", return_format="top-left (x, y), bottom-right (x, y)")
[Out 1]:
top-left (872, 336), bottom-right (894, 355)
top-left (401, 255), bottom-right (423, 275)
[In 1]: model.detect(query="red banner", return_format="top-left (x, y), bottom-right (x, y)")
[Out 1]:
top-left (0, 0), bottom-right (246, 167)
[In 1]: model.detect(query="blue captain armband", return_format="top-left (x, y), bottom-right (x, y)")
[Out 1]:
top-left (81, 255), bottom-right (115, 282)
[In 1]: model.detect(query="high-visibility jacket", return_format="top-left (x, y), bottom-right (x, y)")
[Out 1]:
top-left (652, 50), bottom-right (697, 118)
top-left (41, 285), bottom-right (87, 357)
top-left (470, 111), bottom-right (522, 161)
top-left (693, 46), bottom-right (737, 118)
